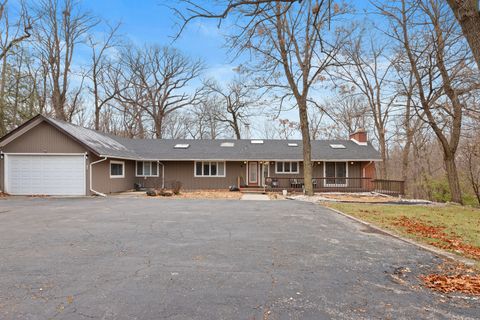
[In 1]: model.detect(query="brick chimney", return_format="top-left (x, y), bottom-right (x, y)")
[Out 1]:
top-left (350, 128), bottom-right (367, 144)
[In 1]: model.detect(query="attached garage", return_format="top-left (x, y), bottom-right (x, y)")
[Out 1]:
top-left (4, 154), bottom-right (86, 196)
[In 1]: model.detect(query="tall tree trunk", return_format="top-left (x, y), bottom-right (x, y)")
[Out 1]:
top-left (447, 0), bottom-right (480, 69)
top-left (154, 114), bottom-right (163, 139)
top-left (378, 130), bottom-right (388, 179)
top-left (93, 63), bottom-right (100, 130)
top-left (444, 153), bottom-right (463, 204)
top-left (0, 53), bottom-right (7, 135)
top-left (298, 99), bottom-right (313, 196)
top-left (401, 129), bottom-right (414, 184)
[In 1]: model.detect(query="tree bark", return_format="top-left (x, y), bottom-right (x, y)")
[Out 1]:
top-left (378, 130), bottom-right (388, 179)
top-left (0, 52), bottom-right (7, 135)
top-left (298, 99), bottom-right (313, 196)
top-left (444, 153), bottom-right (463, 204)
top-left (93, 62), bottom-right (100, 130)
top-left (447, 0), bottom-right (480, 69)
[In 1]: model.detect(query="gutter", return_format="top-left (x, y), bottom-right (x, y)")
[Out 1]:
top-left (89, 157), bottom-right (108, 197)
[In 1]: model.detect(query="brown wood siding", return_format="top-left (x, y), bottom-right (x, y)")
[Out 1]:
top-left (90, 156), bottom-right (136, 194)
top-left (1, 121), bottom-right (86, 153)
top-left (0, 121), bottom-right (89, 194)
top-left (161, 161), bottom-right (244, 190)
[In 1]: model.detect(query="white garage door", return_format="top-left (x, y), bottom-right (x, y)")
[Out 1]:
top-left (5, 154), bottom-right (86, 195)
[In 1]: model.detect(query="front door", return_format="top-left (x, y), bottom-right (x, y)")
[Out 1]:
top-left (248, 161), bottom-right (258, 186)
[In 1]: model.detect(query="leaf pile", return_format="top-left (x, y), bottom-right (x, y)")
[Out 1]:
top-left (421, 262), bottom-right (480, 295)
top-left (421, 274), bottom-right (480, 295)
top-left (393, 216), bottom-right (480, 260)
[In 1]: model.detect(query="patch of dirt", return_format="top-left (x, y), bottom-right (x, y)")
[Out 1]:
top-left (393, 216), bottom-right (480, 260)
top-left (320, 193), bottom-right (396, 203)
top-left (267, 192), bottom-right (287, 200)
top-left (171, 190), bottom-right (242, 200)
top-left (0, 192), bottom-right (8, 199)
top-left (421, 262), bottom-right (480, 295)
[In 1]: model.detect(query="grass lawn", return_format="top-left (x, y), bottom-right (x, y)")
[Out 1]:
top-left (324, 203), bottom-right (480, 262)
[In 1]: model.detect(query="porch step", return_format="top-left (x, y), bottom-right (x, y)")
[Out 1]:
top-left (239, 187), bottom-right (267, 194)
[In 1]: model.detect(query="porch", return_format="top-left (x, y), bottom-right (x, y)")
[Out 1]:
top-left (241, 177), bottom-right (405, 196)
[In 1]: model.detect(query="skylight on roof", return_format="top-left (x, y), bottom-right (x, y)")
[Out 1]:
top-left (174, 143), bottom-right (190, 149)
top-left (251, 139), bottom-right (264, 144)
top-left (330, 144), bottom-right (346, 149)
top-left (220, 142), bottom-right (235, 147)
top-left (288, 143), bottom-right (298, 147)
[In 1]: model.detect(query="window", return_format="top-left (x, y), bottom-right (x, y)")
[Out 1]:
top-left (324, 162), bottom-right (348, 186)
top-left (275, 161), bottom-right (299, 174)
top-left (220, 142), bottom-right (234, 147)
top-left (174, 144), bottom-right (190, 149)
top-left (250, 140), bottom-right (264, 144)
top-left (330, 144), bottom-right (346, 149)
top-left (136, 161), bottom-right (159, 177)
top-left (194, 161), bottom-right (226, 177)
top-left (288, 143), bottom-right (298, 147)
top-left (110, 161), bottom-right (125, 178)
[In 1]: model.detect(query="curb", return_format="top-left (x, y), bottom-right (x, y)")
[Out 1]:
top-left (321, 204), bottom-right (477, 267)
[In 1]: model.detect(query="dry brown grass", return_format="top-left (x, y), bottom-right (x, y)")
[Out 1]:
top-left (319, 193), bottom-right (395, 203)
top-left (171, 190), bottom-right (242, 200)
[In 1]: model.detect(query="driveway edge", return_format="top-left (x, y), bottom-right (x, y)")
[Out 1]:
top-left (321, 204), bottom-right (477, 267)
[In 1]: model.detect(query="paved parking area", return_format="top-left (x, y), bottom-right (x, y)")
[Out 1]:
top-left (0, 198), bottom-right (478, 319)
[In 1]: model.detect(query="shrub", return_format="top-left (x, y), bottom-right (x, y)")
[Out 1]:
top-left (171, 181), bottom-right (182, 195)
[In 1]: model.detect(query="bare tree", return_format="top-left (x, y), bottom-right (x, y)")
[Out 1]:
top-left (329, 96), bottom-right (369, 136)
top-left (87, 22), bottom-right (121, 130)
top-left (378, 0), bottom-right (479, 203)
top-left (203, 77), bottom-right (253, 139)
top-left (447, 0), bottom-right (480, 69)
top-left (460, 140), bottom-right (480, 204)
top-left (0, 0), bottom-right (32, 134)
top-left (0, 1), bottom-right (32, 60)
top-left (334, 35), bottom-right (397, 178)
top-left (33, 0), bottom-right (98, 120)
top-left (185, 97), bottom-right (222, 139)
top-left (177, 1), bottom-right (349, 195)
top-left (275, 118), bottom-right (299, 139)
top-left (308, 107), bottom-right (325, 140)
top-left (116, 45), bottom-right (203, 138)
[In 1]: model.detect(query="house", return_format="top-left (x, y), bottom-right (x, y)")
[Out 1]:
top-left (0, 115), bottom-right (383, 196)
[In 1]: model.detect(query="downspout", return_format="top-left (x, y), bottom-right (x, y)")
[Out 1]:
top-left (159, 161), bottom-right (165, 189)
top-left (89, 157), bottom-right (108, 197)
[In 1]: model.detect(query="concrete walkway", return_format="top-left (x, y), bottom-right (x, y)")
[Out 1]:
top-left (240, 193), bottom-right (270, 200)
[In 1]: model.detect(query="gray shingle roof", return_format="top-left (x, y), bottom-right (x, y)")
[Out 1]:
top-left (45, 117), bottom-right (381, 161)
top-left (47, 117), bottom-right (140, 159)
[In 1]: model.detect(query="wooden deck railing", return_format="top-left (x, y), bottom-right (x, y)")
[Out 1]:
top-left (263, 177), bottom-right (405, 195)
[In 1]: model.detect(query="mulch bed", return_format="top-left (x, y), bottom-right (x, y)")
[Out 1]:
top-left (393, 216), bottom-right (480, 260)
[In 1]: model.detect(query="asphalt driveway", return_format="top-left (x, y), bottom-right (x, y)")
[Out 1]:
top-left (0, 198), bottom-right (478, 319)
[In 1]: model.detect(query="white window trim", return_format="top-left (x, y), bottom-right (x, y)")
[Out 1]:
top-left (135, 161), bottom-right (159, 177)
top-left (110, 160), bottom-right (125, 178)
top-left (323, 161), bottom-right (349, 187)
top-left (275, 161), bottom-right (300, 174)
top-left (194, 161), bottom-right (226, 177)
